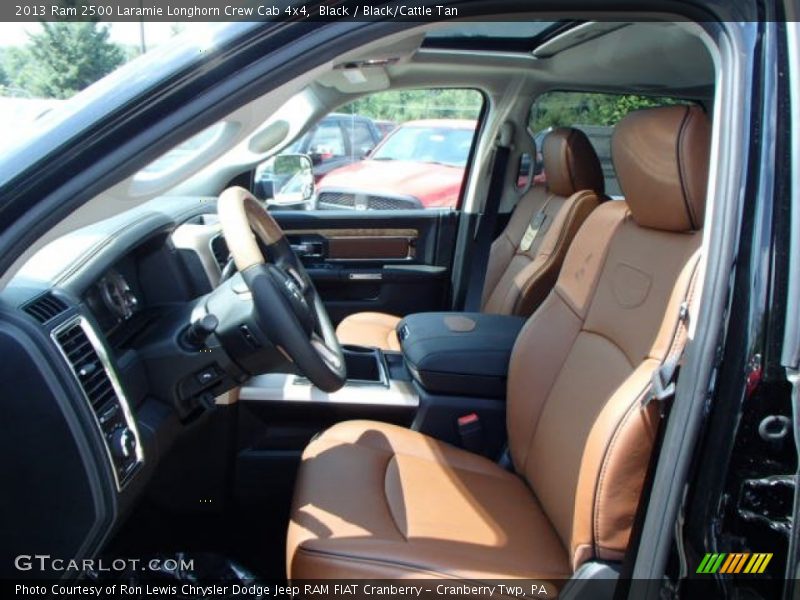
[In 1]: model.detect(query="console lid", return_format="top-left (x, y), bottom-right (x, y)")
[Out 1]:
top-left (398, 312), bottom-right (525, 398)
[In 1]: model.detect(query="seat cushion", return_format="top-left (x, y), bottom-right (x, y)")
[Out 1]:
top-left (335, 312), bottom-right (401, 351)
top-left (287, 420), bottom-right (570, 580)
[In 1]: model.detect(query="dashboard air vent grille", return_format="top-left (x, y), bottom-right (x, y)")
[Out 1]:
top-left (23, 293), bottom-right (68, 324)
top-left (55, 322), bottom-right (116, 411)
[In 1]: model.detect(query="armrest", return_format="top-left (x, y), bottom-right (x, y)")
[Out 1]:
top-left (398, 312), bottom-right (525, 398)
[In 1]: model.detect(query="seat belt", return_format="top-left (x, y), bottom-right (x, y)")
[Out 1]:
top-left (613, 257), bottom-right (701, 600)
top-left (463, 125), bottom-right (513, 312)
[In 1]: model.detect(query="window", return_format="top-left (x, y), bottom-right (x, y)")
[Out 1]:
top-left (528, 92), bottom-right (693, 196)
top-left (255, 88), bottom-right (483, 212)
top-left (307, 122), bottom-right (346, 159)
top-left (344, 119), bottom-right (377, 158)
top-left (311, 89), bottom-right (483, 211)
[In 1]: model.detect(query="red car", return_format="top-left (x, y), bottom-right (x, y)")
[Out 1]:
top-left (315, 119), bottom-right (477, 210)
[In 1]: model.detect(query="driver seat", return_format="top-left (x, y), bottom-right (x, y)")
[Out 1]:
top-left (286, 105), bottom-right (710, 581)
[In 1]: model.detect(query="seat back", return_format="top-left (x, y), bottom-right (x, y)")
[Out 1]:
top-left (506, 105), bottom-right (711, 570)
top-left (481, 128), bottom-right (605, 316)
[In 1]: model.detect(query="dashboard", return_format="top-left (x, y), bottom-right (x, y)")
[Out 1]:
top-left (0, 199), bottom-right (230, 577)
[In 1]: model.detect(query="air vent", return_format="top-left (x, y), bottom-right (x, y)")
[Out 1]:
top-left (23, 293), bottom-right (68, 324)
top-left (52, 317), bottom-right (143, 491)
top-left (55, 322), bottom-right (116, 411)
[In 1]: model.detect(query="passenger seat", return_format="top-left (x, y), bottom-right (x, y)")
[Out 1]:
top-left (335, 127), bottom-right (606, 351)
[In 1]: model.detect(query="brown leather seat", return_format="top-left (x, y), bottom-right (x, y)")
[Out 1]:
top-left (335, 127), bottom-right (606, 351)
top-left (287, 105), bottom-right (710, 581)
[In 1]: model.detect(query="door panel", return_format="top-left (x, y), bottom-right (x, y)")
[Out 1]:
top-left (272, 209), bottom-right (457, 324)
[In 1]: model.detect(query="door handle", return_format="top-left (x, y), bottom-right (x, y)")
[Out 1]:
top-left (290, 242), bottom-right (324, 258)
top-left (348, 272), bottom-right (383, 281)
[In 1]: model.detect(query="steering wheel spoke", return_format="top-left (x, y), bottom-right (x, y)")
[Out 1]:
top-left (217, 186), bottom-right (346, 392)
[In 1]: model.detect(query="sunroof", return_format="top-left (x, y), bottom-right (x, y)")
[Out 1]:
top-left (422, 21), bottom-right (576, 52)
top-left (425, 22), bottom-right (558, 40)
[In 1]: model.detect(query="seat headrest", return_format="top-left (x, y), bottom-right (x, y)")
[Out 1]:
top-left (543, 127), bottom-right (605, 197)
top-left (613, 105), bottom-right (711, 232)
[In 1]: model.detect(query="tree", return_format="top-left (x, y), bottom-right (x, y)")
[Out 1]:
top-left (14, 22), bottom-right (125, 99)
top-left (342, 89), bottom-right (483, 122)
top-left (530, 91), bottom-right (685, 133)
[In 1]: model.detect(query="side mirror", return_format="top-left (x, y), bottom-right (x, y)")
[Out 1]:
top-left (268, 154), bottom-right (315, 210)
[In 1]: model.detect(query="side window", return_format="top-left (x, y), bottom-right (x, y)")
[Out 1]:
top-left (307, 122), bottom-right (346, 162)
top-left (311, 89), bottom-right (483, 211)
top-left (528, 92), bottom-right (692, 197)
top-left (345, 119), bottom-right (377, 159)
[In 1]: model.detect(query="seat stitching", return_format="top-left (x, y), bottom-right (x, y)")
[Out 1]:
top-left (383, 454), bottom-right (408, 541)
top-left (516, 192), bottom-right (596, 315)
top-left (295, 546), bottom-right (570, 582)
top-left (564, 129), bottom-right (577, 194)
top-left (591, 382), bottom-right (650, 556)
top-left (316, 433), bottom-right (512, 480)
top-left (675, 106), bottom-right (697, 229)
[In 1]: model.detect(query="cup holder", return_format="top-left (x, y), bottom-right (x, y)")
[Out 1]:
top-left (342, 346), bottom-right (389, 386)
top-left (342, 344), bottom-right (377, 354)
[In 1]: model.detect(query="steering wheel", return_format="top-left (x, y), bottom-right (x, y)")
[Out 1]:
top-left (217, 186), bottom-right (346, 392)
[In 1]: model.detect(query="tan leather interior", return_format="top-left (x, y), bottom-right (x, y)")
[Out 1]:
top-left (217, 186), bottom-right (285, 271)
top-left (335, 312), bottom-right (402, 352)
top-left (335, 127), bottom-right (606, 351)
top-left (612, 105), bottom-right (710, 232)
top-left (288, 105), bottom-right (711, 581)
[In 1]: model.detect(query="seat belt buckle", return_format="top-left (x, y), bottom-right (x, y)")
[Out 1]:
top-left (457, 413), bottom-right (484, 454)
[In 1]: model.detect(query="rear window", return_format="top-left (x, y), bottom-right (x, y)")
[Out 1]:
top-left (529, 92), bottom-right (694, 196)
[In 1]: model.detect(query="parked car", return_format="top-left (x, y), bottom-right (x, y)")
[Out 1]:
top-left (255, 112), bottom-right (382, 209)
top-left (315, 118), bottom-right (477, 210)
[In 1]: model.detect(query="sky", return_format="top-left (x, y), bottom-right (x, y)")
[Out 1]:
top-left (0, 22), bottom-right (192, 49)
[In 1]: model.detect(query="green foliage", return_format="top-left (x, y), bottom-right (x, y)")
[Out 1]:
top-left (5, 22), bottom-right (125, 99)
top-left (341, 89), bottom-right (483, 122)
top-left (529, 91), bottom-right (685, 133)
top-left (338, 89), bottom-right (685, 134)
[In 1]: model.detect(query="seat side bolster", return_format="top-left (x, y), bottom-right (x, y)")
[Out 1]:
top-left (482, 186), bottom-right (550, 310)
top-left (569, 249), bottom-right (703, 570)
top-left (514, 190), bottom-right (601, 317)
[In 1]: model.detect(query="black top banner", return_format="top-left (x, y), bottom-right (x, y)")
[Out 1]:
top-left (11, 0), bottom-right (506, 22)
top-left (3, 0), bottom-right (776, 23)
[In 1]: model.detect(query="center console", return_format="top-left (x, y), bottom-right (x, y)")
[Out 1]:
top-left (239, 311), bottom-right (526, 461)
top-left (397, 312), bottom-right (525, 398)
top-left (239, 345), bottom-right (418, 408)
top-left (396, 312), bottom-right (525, 458)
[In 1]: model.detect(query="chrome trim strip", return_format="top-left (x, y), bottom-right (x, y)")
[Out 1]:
top-left (51, 316), bottom-right (144, 492)
top-left (239, 373), bottom-right (418, 407)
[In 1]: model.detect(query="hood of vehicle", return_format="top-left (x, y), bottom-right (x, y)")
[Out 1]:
top-left (317, 159), bottom-right (464, 208)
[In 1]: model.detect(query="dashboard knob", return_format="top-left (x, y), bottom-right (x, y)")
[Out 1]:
top-left (110, 427), bottom-right (137, 459)
top-left (184, 314), bottom-right (219, 348)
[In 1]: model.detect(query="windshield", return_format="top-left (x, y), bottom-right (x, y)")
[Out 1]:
top-left (371, 124), bottom-right (475, 167)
